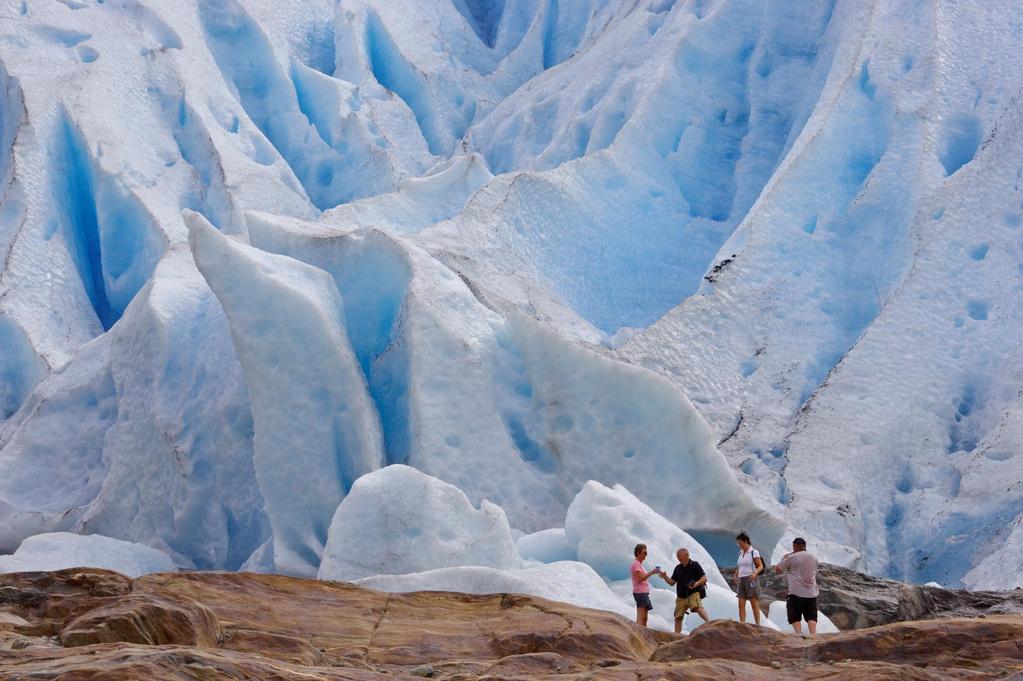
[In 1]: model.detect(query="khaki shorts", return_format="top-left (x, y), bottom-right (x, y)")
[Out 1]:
top-left (736, 575), bottom-right (761, 599)
top-left (674, 593), bottom-right (702, 619)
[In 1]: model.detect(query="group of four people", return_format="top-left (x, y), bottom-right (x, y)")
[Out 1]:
top-left (630, 533), bottom-right (820, 636)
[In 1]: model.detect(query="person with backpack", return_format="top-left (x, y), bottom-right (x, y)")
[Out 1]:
top-left (659, 547), bottom-right (710, 633)
top-left (735, 531), bottom-right (764, 625)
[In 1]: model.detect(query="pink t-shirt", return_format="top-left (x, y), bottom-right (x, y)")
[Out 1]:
top-left (631, 559), bottom-right (650, 593)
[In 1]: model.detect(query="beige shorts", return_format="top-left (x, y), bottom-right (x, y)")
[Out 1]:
top-left (674, 593), bottom-right (702, 619)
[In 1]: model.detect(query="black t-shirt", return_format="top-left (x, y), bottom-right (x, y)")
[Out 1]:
top-left (670, 560), bottom-right (706, 597)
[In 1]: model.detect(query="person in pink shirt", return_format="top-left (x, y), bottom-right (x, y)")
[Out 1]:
top-left (630, 543), bottom-right (661, 626)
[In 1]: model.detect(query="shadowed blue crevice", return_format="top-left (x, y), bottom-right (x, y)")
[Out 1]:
top-left (493, 325), bottom-right (558, 475)
top-left (170, 96), bottom-right (231, 230)
top-left (221, 506), bottom-right (270, 572)
top-left (939, 114), bottom-right (981, 176)
top-left (947, 384), bottom-right (981, 454)
top-left (506, 416), bottom-right (556, 473)
top-left (0, 316), bottom-right (46, 420)
top-left (898, 504), bottom-right (1015, 587)
top-left (300, 19), bottom-right (336, 75)
top-left (965, 300), bottom-right (988, 320)
top-left (671, 38), bottom-right (754, 221)
top-left (857, 61), bottom-right (876, 100)
top-left (793, 58), bottom-right (898, 402)
top-left (968, 243), bottom-right (989, 261)
top-left (687, 530), bottom-right (742, 566)
top-left (55, 113), bottom-right (115, 329)
top-left (330, 243), bottom-right (413, 468)
top-left (249, 225), bottom-right (415, 469)
top-left (538, 0), bottom-right (591, 71)
top-left (895, 465), bottom-right (913, 494)
top-left (453, 0), bottom-right (505, 48)
top-left (197, 0), bottom-right (369, 209)
top-left (0, 60), bottom-right (20, 188)
top-left (884, 501), bottom-right (903, 528)
top-left (290, 62), bottom-right (334, 148)
top-left (541, 0), bottom-right (560, 69)
top-left (776, 476), bottom-right (791, 505)
top-left (51, 120), bottom-right (164, 334)
top-left (365, 10), bottom-right (445, 155)
top-left (367, 339), bottom-right (411, 467)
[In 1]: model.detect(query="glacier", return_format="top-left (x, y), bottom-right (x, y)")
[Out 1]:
top-left (0, 0), bottom-right (1020, 607)
top-left (0, 532), bottom-right (177, 578)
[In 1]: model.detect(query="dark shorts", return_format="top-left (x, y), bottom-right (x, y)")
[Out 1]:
top-left (786, 595), bottom-right (818, 623)
top-left (633, 592), bottom-right (653, 611)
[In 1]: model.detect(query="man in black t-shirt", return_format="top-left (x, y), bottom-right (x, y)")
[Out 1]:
top-left (658, 548), bottom-right (711, 633)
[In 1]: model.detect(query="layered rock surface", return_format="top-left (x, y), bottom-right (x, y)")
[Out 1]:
top-left (0, 569), bottom-right (1021, 680)
top-left (722, 563), bottom-right (1023, 629)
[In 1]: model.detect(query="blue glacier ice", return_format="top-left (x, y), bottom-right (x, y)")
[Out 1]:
top-left (0, 0), bottom-right (1021, 601)
top-left (0, 532), bottom-right (177, 578)
top-left (189, 212), bottom-right (385, 577)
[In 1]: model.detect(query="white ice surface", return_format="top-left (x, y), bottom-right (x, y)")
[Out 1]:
top-left (318, 465), bottom-right (522, 581)
top-left (0, 246), bottom-right (269, 569)
top-left (355, 562), bottom-right (656, 627)
top-left (516, 528), bottom-right (575, 564)
top-left (319, 154), bottom-right (494, 234)
top-left (563, 481), bottom-right (729, 589)
top-left (0, 532), bottom-right (176, 578)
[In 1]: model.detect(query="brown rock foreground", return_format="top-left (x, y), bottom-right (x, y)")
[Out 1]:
top-left (0, 569), bottom-right (1021, 680)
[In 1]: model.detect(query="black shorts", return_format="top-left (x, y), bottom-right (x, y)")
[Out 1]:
top-left (633, 592), bottom-right (653, 610)
top-left (786, 594), bottom-right (818, 623)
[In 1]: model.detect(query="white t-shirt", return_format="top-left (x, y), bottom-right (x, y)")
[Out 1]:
top-left (737, 547), bottom-right (761, 577)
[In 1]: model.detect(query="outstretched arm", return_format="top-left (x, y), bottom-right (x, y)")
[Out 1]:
top-left (633, 566), bottom-right (659, 584)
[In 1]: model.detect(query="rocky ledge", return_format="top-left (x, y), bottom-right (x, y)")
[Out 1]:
top-left (0, 569), bottom-right (1021, 680)
top-left (720, 563), bottom-right (1023, 629)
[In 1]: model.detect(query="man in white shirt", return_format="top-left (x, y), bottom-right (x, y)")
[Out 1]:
top-left (774, 537), bottom-right (820, 636)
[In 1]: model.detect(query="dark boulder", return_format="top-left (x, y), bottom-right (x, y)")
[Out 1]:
top-left (721, 563), bottom-right (1023, 629)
